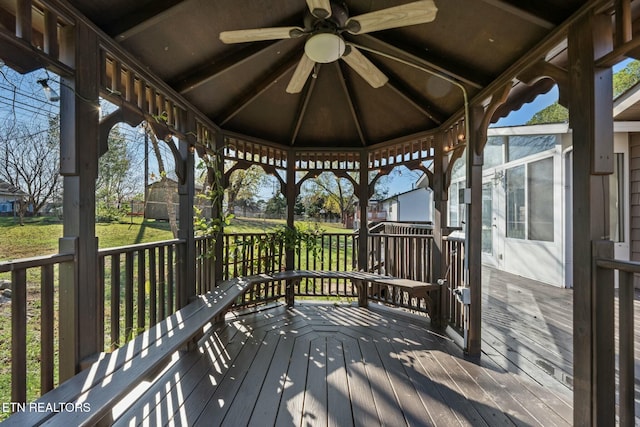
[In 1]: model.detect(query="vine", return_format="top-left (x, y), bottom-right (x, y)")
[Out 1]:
top-left (193, 149), bottom-right (234, 255)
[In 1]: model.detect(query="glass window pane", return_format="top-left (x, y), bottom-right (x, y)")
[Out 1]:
top-left (528, 157), bottom-right (554, 241)
top-left (449, 182), bottom-right (458, 226)
top-left (482, 183), bottom-right (493, 253)
top-left (484, 136), bottom-right (505, 168)
top-left (506, 165), bottom-right (525, 239)
top-left (508, 134), bottom-right (556, 162)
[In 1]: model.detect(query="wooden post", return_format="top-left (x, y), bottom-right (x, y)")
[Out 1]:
top-left (213, 131), bottom-right (225, 284)
top-left (358, 150), bottom-right (369, 273)
top-left (177, 136), bottom-right (196, 307)
top-left (286, 149), bottom-right (296, 271)
top-left (568, 12), bottom-right (615, 426)
top-left (432, 133), bottom-right (447, 328)
top-left (58, 21), bottom-right (100, 380)
top-left (465, 107), bottom-right (484, 356)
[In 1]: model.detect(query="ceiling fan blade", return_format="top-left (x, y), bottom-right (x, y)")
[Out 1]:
top-left (306, 0), bottom-right (332, 19)
top-left (345, 0), bottom-right (437, 35)
top-left (341, 46), bottom-right (388, 88)
top-left (220, 26), bottom-right (304, 44)
top-left (286, 53), bottom-right (316, 94)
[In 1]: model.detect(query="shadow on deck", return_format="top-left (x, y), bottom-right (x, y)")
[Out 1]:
top-left (112, 301), bottom-right (572, 426)
top-left (482, 267), bottom-right (575, 395)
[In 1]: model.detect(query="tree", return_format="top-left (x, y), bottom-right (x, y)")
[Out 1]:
top-left (0, 116), bottom-right (60, 223)
top-left (613, 59), bottom-right (640, 98)
top-left (302, 172), bottom-right (356, 222)
top-left (264, 192), bottom-right (286, 217)
top-left (96, 124), bottom-right (135, 220)
top-left (526, 102), bottom-right (568, 125)
top-left (226, 165), bottom-right (265, 215)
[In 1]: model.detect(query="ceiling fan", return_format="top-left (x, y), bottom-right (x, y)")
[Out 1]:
top-left (219, 0), bottom-right (437, 93)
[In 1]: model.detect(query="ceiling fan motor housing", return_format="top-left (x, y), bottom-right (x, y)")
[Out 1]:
top-left (304, 0), bottom-right (349, 31)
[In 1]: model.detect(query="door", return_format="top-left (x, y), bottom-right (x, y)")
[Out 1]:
top-left (482, 182), bottom-right (497, 265)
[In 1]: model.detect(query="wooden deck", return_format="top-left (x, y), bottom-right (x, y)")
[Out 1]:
top-left (482, 267), bottom-right (575, 397)
top-left (111, 300), bottom-right (573, 425)
top-left (482, 266), bottom-right (640, 422)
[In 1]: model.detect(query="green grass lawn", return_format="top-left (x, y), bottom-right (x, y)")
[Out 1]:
top-left (0, 216), bottom-right (350, 262)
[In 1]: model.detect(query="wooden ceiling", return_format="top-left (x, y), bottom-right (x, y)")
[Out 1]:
top-left (65, 0), bottom-right (594, 148)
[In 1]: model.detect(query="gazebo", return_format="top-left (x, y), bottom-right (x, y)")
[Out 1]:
top-left (0, 0), bottom-right (636, 425)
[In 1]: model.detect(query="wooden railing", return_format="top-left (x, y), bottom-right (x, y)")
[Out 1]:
top-left (98, 239), bottom-right (183, 350)
top-left (0, 253), bottom-right (74, 404)
top-left (442, 233), bottom-right (465, 332)
top-left (0, 239), bottom-right (184, 409)
top-left (594, 257), bottom-right (638, 426)
top-left (292, 232), bottom-right (357, 298)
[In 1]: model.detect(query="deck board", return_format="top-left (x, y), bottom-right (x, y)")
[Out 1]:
top-left (340, 333), bottom-right (380, 427)
top-left (247, 329), bottom-right (299, 426)
top-left (275, 333), bottom-right (314, 426)
top-left (358, 336), bottom-right (407, 426)
top-left (112, 273), bottom-right (588, 427)
top-left (326, 337), bottom-right (354, 427)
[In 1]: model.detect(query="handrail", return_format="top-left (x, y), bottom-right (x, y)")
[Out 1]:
top-left (98, 238), bottom-right (185, 256)
top-left (596, 258), bottom-right (640, 273)
top-left (0, 252), bottom-right (75, 273)
top-left (369, 221), bottom-right (433, 234)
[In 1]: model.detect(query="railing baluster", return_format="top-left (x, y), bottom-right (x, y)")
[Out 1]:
top-left (98, 254), bottom-right (105, 351)
top-left (159, 247), bottom-right (166, 320)
top-left (168, 245), bottom-right (174, 314)
top-left (195, 240), bottom-right (201, 294)
top-left (11, 269), bottom-right (27, 405)
top-left (149, 248), bottom-right (157, 326)
top-left (111, 254), bottom-right (120, 350)
top-left (137, 250), bottom-right (146, 334)
top-left (619, 270), bottom-right (634, 426)
top-left (40, 264), bottom-right (54, 394)
top-left (125, 252), bottom-right (134, 341)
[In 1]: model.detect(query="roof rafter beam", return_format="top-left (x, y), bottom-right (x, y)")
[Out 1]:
top-left (172, 40), bottom-right (284, 94)
top-left (217, 53), bottom-right (300, 126)
top-left (112, 0), bottom-right (190, 41)
top-left (355, 34), bottom-right (486, 90)
top-left (477, 0), bottom-right (556, 29)
top-left (335, 62), bottom-right (367, 146)
top-left (290, 65), bottom-right (319, 146)
top-left (350, 51), bottom-right (447, 125)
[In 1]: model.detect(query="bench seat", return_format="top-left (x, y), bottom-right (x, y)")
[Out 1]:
top-left (3, 275), bottom-right (261, 427)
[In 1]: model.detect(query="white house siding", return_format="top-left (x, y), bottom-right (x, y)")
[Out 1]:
top-left (397, 188), bottom-right (432, 222)
top-left (381, 188), bottom-right (432, 223)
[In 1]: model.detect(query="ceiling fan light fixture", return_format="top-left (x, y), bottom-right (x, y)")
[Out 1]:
top-left (304, 33), bottom-right (345, 63)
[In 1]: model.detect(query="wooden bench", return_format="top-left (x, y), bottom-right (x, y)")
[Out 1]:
top-left (2, 274), bottom-right (267, 427)
top-left (3, 269), bottom-right (439, 426)
top-left (269, 269), bottom-right (441, 321)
